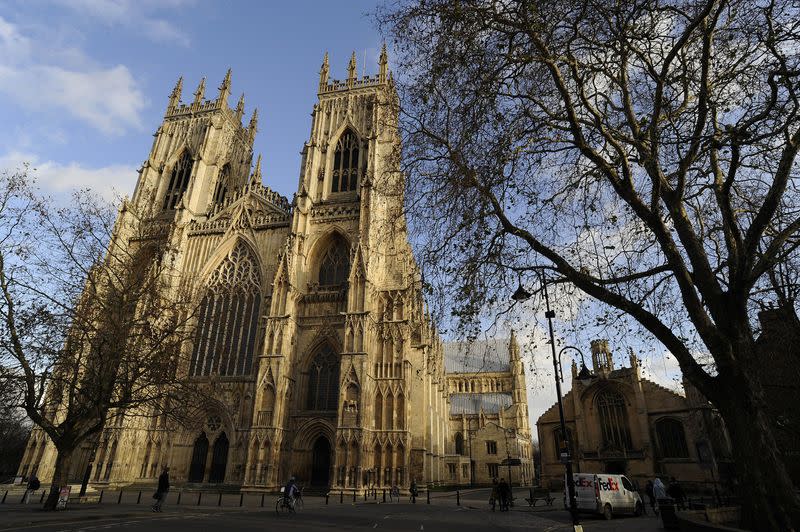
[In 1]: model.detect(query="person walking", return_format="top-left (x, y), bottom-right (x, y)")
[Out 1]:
top-left (152, 467), bottom-right (170, 512)
top-left (667, 477), bottom-right (686, 510)
top-left (489, 478), bottom-right (499, 512)
top-left (498, 478), bottom-right (510, 511)
top-left (410, 479), bottom-right (418, 503)
top-left (24, 474), bottom-right (40, 504)
top-left (645, 479), bottom-right (657, 515)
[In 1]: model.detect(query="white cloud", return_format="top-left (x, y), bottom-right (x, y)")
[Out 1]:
top-left (0, 16), bottom-right (147, 135)
top-left (1, 151), bottom-right (138, 202)
top-left (55, 0), bottom-right (192, 47)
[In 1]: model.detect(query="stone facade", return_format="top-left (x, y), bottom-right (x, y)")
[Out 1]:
top-left (537, 340), bottom-right (731, 489)
top-left (18, 51), bottom-right (454, 492)
top-left (443, 336), bottom-right (535, 486)
top-left (753, 307), bottom-right (800, 484)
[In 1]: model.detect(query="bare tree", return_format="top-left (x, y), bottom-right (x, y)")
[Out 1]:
top-left (0, 167), bottom-right (200, 509)
top-left (379, 0), bottom-right (800, 527)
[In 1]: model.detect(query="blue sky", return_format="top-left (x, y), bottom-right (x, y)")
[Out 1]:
top-left (0, 0), bottom-right (383, 199)
top-left (0, 0), bottom-right (684, 437)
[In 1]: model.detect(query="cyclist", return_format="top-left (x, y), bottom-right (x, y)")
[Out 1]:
top-left (283, 476), bottom-right (300, 509)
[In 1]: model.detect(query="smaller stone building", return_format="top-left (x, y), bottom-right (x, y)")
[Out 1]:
top-left (754, 306), bottom-right (800, 484)
top-left (537, 340), bottom-right (730, 489)
top-left (443, 335), bottom-right (535, 486)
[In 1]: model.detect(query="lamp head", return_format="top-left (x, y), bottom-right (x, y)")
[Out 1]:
top-left (511, 284), bottom-right (532, 301)
top-left (577, 363), bottom-right (594, 386)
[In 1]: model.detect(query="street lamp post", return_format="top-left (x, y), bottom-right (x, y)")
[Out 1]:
top-left (512, 268), bottom-right (583, 531)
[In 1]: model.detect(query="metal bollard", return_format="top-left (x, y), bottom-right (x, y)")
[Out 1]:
top-left (364, 490), bottom-right (367, 502)
top-left (340, 491), bottom-right (343, 504)
top-left (240, 492), bottom-right (244, 507)
top-left (427, 490), bottom-right (430, 504)
top-left (325, 493), bottom-right (329, 505)
top-left (260, 493), bottom-right (265, 507)
top-left (382, 489), bottom-right (386, 503)
top-left (137, 491), bottom-right (142, 504)
top-left (218, 492), bottom-right (222, 506)
top-left (40, 491), bottom-right (45, 503)
top-left (118, 490), bottom-right (123, 504)
top-left (2, 490), bottom-right (7, 504)
top-left (99, 490), bottom-right (104, 503)
top-left (457, 490), bottom-right (460, 506)
top-left (197, 492), bottom-right (202, 506)
top-left (352, 489), bottom-right (356, 503)
top-left (177, 491), bottom-right (182, 505)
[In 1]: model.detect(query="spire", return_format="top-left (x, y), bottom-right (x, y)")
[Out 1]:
top-left (217, 68), bottom-right (232, 105)
top-left (250, 154), bottom-right (262, 186)
top-left (509, 330), bottom-right (520, 362)
top-left (193, 77), bottom-right (206, 104)
top-left (379, 42), bottom-right (389, 82)
top-left (167, 76), bottom-right (183, 110)
top-left (247, 108), bottom-right (258, 144)
top-left (235, 93), bottom-right (245, 122)
top-left (319, 51), bottom-right (330, 90)
top-left (347, 51), bottom-right (357, 86)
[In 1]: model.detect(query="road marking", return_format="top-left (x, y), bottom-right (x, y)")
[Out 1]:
top-left (373, 524), bottom-right (378, 528)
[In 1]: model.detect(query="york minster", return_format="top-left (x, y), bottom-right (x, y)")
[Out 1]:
top-left (17, 51), bottom-right (534, 492)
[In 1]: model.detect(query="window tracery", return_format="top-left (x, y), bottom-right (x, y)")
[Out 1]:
top-left (331, 129), bottom-right (365, 193)
top-left (319, 237), bottom-right (350, 287)
top-left (596, 390), bottom-right (632, 450)
top-left (306, 344), bottom-right (340, 411)
top-left (655, 418), bottom-right (689, 458)
top-left (163, 151), bottom-right (193, 210)
top-left (189, 242), bottom-right (262, 377)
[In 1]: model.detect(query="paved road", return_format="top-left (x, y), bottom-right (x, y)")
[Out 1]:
top-left (1, 500), bottom-right (663, 532)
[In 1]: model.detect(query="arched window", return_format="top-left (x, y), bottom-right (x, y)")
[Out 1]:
top-left (656, 418), bottom-right (689, 458)
top-left (189, 242), bottom-right (262, 377)
top-left (212, 164), bottom-right (229, 205)
top-left (596, 389), bottom-right (632, 450)
top-left (306, 344), bottom-right (340, 411)
top-left (163, 151), bottom-right (193, 210)
top-left (318, 236), bottom-right (350, 287)
top-left (455, 433), bottom-right (464, 456)
top-left (553, 427), bottom-right (573, 460)
top-left (331, 129), bottom-right (365, 193)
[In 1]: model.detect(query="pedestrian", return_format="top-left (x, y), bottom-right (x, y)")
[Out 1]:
top-left (653, 477), bottom-right (667, 499)
top-left (152, 467), bottom-right (170, 512)
top-left (498, 478), bottom-right (510, 511)
top-left (390, 483), bottom-right (400, 502)
top-left (667, 477), bottom-right (686, 510)
top-left (645, 479), bottom-right (657, 515)
top-left (24, 474), bottom-right (40, 504)
top-left (489, 478), bottom-right (499, 512)
top-left (410, 479), bottom-right (418, 503)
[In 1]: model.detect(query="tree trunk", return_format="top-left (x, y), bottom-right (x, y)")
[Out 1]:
top-left (43, 448), bottom-right (74, 511)
top-left (716, 371), bottom-right (799, 531)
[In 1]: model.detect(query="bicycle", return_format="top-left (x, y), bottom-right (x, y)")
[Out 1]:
top-left (275, 486), bottom-right (303, 515)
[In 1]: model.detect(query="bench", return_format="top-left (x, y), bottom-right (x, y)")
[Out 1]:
top-left (525, 488), bottom-right (554, 507)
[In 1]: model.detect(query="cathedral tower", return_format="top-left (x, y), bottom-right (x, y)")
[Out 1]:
top-left (131, 70), bottom-right (257, 220)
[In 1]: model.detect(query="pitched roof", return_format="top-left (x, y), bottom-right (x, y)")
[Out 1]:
top-left (444, 339), bottom-right (510, 373)
top-left (450, 393), bottom-right (513, 415)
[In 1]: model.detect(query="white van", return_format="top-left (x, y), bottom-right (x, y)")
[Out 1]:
top-left (564, 473), bottom-right (643, 519)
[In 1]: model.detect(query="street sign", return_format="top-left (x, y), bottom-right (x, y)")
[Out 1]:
top-left (56, 485), bottom-right (71, 510)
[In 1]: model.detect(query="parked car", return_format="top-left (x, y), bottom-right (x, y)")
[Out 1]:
top-left (564, 473), bottom-right (643, 519)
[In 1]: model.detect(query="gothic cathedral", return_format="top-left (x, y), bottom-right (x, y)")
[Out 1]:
top-left (19, 51), bottom-right (534, 493)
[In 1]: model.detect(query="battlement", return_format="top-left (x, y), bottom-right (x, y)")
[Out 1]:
top-left (317, 45), bottom-right (392, 95)
top-left (321, 74), bottom-right (389, 94)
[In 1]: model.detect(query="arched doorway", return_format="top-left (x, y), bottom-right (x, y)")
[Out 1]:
top-left (311, 437), bottom-right (332, 487)
top-left (188, 432), bottom-right (209, 483)
top-left (209, 432), bottom-right (229, 483)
